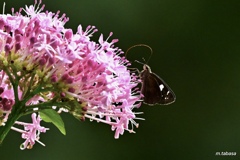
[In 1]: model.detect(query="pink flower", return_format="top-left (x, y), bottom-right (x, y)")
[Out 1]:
top-left (19, 113), bottom-right (48, 150)
top-left (0, 0), bottom-right (142, 146)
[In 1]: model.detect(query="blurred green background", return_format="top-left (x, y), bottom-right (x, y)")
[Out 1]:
top-left (1, 0), bottom-right (240, 160)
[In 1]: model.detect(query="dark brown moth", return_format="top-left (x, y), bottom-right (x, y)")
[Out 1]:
top-left (140, 63), bottom-right (176, 105)
top-left (126, 44), bottom-right (176, 105)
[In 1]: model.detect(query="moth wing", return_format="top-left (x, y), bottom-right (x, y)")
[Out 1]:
top-left (141, 71), bottom-right (163, 105)
top-left (150, 72), bottom-right (176, 105)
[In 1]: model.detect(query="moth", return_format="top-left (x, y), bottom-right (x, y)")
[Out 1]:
top-left (140, 63), bottom-right (176, 105)
top-left (126, 44), bottom-right (176, 105)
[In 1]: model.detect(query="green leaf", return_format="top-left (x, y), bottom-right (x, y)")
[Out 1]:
top-left (40, 109), bottom-right (66, 135)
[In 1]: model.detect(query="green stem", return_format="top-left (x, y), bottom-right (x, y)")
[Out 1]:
top-left (0, 103), bottom-right (23, 144)
top-left (3, 66), bottom-right (19, 103)
top-left (21, 76), bottom-right (56, 106)
top-left (0, 65), bottom-right (26, 144)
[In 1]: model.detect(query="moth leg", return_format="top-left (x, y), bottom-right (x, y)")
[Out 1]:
top-left (128, 67), bottom-right (140, 74)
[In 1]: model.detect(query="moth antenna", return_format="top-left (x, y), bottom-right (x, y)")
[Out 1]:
top-left (134, 60), bottom-right (145, 65)
top-left (125, 44), bottom-right (153, 64)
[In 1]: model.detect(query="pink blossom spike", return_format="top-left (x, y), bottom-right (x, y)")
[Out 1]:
top-left (0, 0), bottom-right (143, 147)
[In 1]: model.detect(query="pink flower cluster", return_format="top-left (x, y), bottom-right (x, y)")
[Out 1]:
top-left (0, 0), bottom-right (142, 146)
